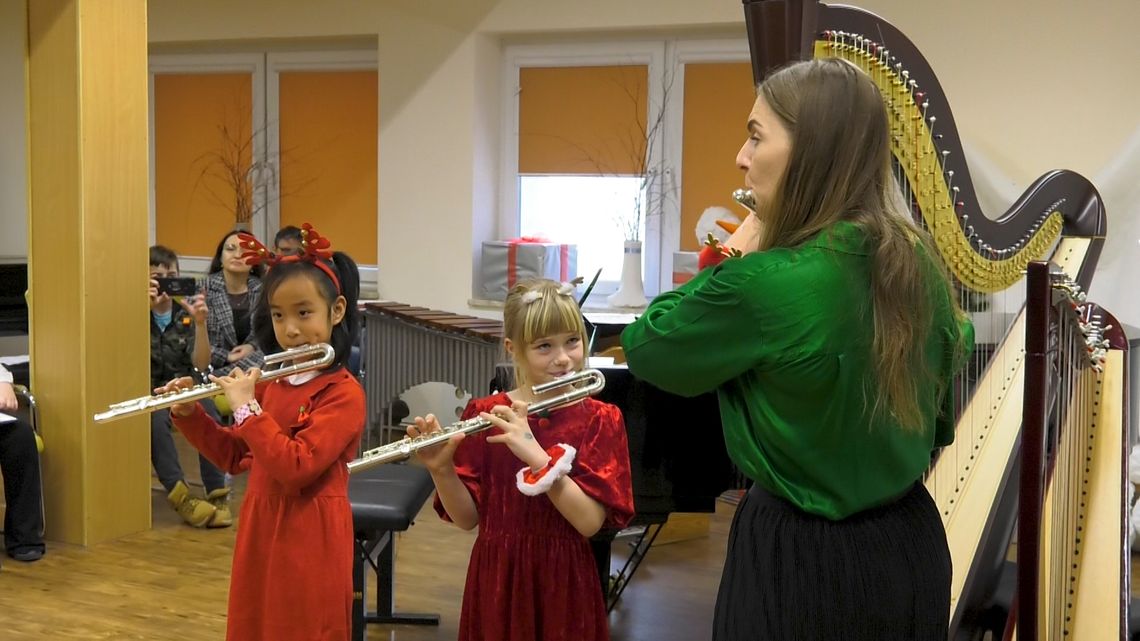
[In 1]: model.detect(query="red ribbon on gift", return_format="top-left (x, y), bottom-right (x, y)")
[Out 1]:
top-left (506, 237), bottom-right (570, 288)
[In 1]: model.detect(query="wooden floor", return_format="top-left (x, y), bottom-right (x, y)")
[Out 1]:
top-left (0, 432), bottom-right (730, 640)
top-left (3, 432), bottom-right (1138, 640)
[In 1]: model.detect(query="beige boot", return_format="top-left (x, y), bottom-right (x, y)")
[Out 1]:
top-left (205, 487), bottom-right (233, 528)
top-left (167, 480), bottom-right (216, 528)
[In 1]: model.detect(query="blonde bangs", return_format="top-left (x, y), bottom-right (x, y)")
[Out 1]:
top-left (517, 294), bottom-right (588, 347)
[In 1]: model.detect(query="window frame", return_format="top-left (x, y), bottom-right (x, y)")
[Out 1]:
top-left (147, 50), bottom-right (379, 291)
top-left (500, 37), bottom-right (752, 300)
top-left (500, 41), bottom-right (667, 298)
top-left (148, 52), bottom-right (266, 275)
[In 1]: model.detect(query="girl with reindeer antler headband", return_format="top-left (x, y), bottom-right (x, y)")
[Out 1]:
top-left (157, 223), bottom-right (365, 641)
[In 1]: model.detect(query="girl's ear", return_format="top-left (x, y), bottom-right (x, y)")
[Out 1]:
top-left (330, 295), bottom-right (347, 325)
top-left (503, 338), bottom-right (517, 360)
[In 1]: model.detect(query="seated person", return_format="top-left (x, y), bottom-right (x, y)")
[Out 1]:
top-left (149, 245), bottom-right (231, 528)
top-left (274, 225), bottom-right (304, 256)
top-left (0, 362), bottom-right (45, 563)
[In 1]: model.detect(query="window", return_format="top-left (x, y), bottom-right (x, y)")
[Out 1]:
top-left (149, 50), bottom-right (378, 285)
top-left (501, 39), bottom-right (753, 300)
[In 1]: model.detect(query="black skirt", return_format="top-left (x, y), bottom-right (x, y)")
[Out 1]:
top-left (713, 481), bottom-right (951, 641)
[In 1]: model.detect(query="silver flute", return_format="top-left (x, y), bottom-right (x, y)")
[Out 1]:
top-left (94, 343), bottom-right (336, 423)
top-left (348, 368), bottom-right (606, 474)
top-left (733, 188), bottom-right (757, 213)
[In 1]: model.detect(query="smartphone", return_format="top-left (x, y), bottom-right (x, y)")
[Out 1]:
top-left (156, 276), bottom-right (198, 297)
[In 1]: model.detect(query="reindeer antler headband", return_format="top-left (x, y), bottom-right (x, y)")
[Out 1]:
top-left (237, 223), bottom-right (341, 292)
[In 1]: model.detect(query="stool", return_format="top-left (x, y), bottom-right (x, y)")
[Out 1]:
top-left (349, 463), bottom-right (440, 640)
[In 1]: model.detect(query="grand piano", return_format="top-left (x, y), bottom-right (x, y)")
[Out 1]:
top-left (362, 302), bottom-right (739, 609)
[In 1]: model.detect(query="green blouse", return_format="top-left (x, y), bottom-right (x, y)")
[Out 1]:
top-left (620, 221), bottom-right (974, 520)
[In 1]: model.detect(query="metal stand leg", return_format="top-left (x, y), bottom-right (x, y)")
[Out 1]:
top-left (353, 529), bottom-right (440, 636)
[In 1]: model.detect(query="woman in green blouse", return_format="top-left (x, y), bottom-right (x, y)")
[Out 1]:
top-left (621, 59), bottom-right (974, 641)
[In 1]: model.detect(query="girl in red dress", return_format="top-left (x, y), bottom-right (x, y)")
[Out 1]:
top-left (159, 225), bottom-right (363, 641)
top-left (413, 278), bottom-right (635, 641)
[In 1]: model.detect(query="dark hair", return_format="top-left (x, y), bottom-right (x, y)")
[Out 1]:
top-left (149, 245), bottom-right (179, 269)
top-left (208, 229), bottom-right (266, 278)
top-left (274, 225), bottom-right (303, 248)
top-left (251, 252), bottom-right (361, 371)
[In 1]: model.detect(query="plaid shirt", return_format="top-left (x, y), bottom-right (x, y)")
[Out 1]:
top-left (150, 306), bottom-right (198, 389)
top-left (204, 271), bottom-right (265, 375)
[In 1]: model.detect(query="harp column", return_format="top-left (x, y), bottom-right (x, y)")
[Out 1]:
top-left (25, 0), bottom-right (151, 545)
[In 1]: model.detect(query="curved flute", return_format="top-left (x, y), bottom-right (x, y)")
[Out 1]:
top-left (94, 343), bottom-right (336, 423)
top-left (348, 368), bottom-right (605, 474)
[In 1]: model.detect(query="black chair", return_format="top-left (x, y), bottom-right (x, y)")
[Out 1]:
top-left (348, 463), bottom-right (439, 641)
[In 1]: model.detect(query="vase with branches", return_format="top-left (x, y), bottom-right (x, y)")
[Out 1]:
top-left (191, 105), bottom-right (314, 235)
top-left (599, 68), bottom-right (676, 308)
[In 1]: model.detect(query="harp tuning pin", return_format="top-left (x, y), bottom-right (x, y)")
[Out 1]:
top-left (914, 91), bottom-right (925, 101)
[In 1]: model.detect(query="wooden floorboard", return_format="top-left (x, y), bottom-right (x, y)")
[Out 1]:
top-left (0, 432), bottom-right (730, 640)
top-left (5, 432), bottom-right (1136, 639)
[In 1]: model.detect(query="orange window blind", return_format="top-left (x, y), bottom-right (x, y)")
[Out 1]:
top-left (278, 70), bottom-right (378, 265)
top-left (679, 62), bottom-right (756, 251)
top-left (153, 73), bottom-right (253, 256)
top-left (518, 65), bottom-right (648, 176)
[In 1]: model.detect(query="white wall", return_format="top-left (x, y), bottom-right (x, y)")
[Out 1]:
top-left (0, 0), bottom-right (27, 260)
top-left (4, 0), bottom-right (1138, 324)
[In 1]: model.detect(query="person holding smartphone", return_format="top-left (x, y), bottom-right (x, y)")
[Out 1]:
top-left (149, 245), bottom-right (232, 528)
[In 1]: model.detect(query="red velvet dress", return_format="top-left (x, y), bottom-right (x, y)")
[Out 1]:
top-left (173, 369), bottom-right (364, 641)
top-left (435, 393), bottom-right (635, 641)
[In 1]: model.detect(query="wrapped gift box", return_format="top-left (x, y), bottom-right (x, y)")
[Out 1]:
top-left (672, 251), bottom-right (700, 288)
top-left (479, 238), bottom-right (577, 300)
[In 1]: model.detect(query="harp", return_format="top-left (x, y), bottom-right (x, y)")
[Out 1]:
top-left (1014, 263), bottom-right (1130, 640)
top-left (741, 1), bottom-right (1121, 638)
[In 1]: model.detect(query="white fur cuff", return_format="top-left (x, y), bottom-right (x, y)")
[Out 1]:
top-left (516, 444), bottom-right (577, 496)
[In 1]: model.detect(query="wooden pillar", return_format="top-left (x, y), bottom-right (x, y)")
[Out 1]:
top-left (26, 0), bottom-right (151, 545)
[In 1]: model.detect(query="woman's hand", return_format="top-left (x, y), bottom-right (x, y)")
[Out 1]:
top-left (408, 414), bottom-right (465, 474)
top-left (723, 211), bottom-right (766, 256)
top-left (154, 376), bottom-right (198, 417)
top-left (227, 343), bottom-right (254, 363)
top-left (178, 293), bottom-right (209, 324)
top-left (208, 367), bottom-right (260, 411)
top-left (482, 401), bottom-right (549, 471)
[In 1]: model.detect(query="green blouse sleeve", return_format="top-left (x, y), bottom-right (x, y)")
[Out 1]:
top-left (620, 259), bottom-right (770, 397)
top-left (934, 306), bottom-right (976, 448)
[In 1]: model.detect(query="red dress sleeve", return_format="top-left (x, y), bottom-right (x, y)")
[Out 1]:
top-left (172, 403), bottom-right (252, 475)
top-left (433, 395), bottom-right (491, 523)
top-left (234, 379), bottom-right (364, 493)
top-left (570, 401), bottom-right (635, 530)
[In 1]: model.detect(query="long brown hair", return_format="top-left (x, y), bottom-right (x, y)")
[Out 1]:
top-left (758, 58), bottom-right (962, 429)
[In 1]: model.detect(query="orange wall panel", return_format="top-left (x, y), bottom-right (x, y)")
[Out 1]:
top-left (679, 62), bottom-right (755, 251)
top-left (519, 65), bottom-right (648, 176)
top-left (278, 70), bottom-right (378, 265)
top-left (153, 73), bottom-right (253, 256)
